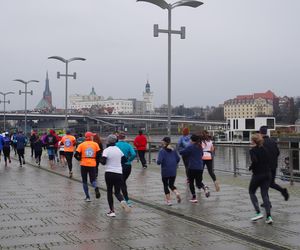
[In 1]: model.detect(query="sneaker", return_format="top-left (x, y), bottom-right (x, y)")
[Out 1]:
top-left (282, 188), bottom-right (289, 201)
top-left (69, 171), bottom-right (73, 178)
top-left (126, 200), bottom-right (133, 207)
top-left (106, 211), bottom-right (116, 217)
top-left (95, 187), bottom-right (101, 199)
top-left (189, 198), bottom-right (198, 203)
top-left (23, 160), bottom-right (25, 164)
top-left (251, 213), bottom-right (264, 221)
top-left (166, 200), bottom-right (172, 206)
top-left (120, 200), bottom-right (131, 212)
top-left (38, 162), bottom-right (41, 167)
top-left (265, 216), bottom-right (273, 224)
top-left (214, 181), bottom-right (220, 192)
top-left (204, 186), bottom-right (210, 198)
top-left (143, 166), bottom-right (147, 169)
top-left (57, 159), bottom-right (60, 163)
top-left (176, 193), bottom-right (181, 203)
top-left (84, 197), bottom-right (91, 202)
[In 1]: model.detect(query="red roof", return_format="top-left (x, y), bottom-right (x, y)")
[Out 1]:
top-left (235, 90), bottom-right (276, 101)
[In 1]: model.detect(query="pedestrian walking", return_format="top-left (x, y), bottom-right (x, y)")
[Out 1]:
top-left (116, 131), bottom-right (136, 206)
top-left (2, 132), bottom-right (11, 167)
top-left (157, 137), bottom-right (181, 206)
top-left (134, 130), bottom-right (148, 169)
top-left (201, 131), bottom-right (220, 192)
top-left (177, 127), bottom-right (190, 183)
top-left (16, 130), bottom-right (27, 167)
top-left (259, 126), bottom-right (289, 205)
top-left (100, 134), bottom-right (131, 217)
top-left (34, 135), bottom-right (43, 166)
top-left (248, 133), bottom-right (273, 224)
top-left (60, 129), bottom-right (76, 178)
top-left (74, 131), bottom-right (101, 202)
top-left (179, 134), bottom-right (209, 203)
top-left (93, 133), bottom-right (103, 179)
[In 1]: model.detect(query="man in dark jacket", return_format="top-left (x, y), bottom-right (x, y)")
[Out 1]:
top-left (260, 126), bottom-right (289, 202)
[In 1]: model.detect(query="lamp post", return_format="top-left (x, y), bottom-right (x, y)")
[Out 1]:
top-left (48, 56), bottom-right (86, 130)
top-left (0, 91), bottom-right (14, 131)
top-left (14, 79), bottom-right (39, 137)
top-left (137, 0), bottom-right (203, 136)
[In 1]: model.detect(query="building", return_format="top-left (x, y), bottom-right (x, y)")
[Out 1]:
top-left (224, 90), bottom-right (276, 119)
top-left (69, 87), bottom-right (104, 110)
top-left (143, 80), bottom-right (154, 113)
top-left (36, 72), bottom-right (53, 111)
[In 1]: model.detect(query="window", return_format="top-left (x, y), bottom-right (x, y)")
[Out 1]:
top-left (245, 119), bottom-right (255, 129)
top-left (267, 119), bottom-right (275, 129)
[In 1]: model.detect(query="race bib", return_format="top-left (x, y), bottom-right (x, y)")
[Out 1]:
top-left (65, 139), bottom-right (71, 148)
top-left (85, 147), bottom-right (95, 158)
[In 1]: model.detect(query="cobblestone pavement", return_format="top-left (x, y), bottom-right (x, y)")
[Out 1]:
top-left (1, 151), bottom-right (299, 249)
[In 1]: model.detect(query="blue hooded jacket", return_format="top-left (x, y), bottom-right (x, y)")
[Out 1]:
top-left (157, 146), bottom-right (180, 177)
top-left (179, 143), bottom-right (204, 170)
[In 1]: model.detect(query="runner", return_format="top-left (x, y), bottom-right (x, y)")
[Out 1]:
top-left (34, 134), bottom-right (43, 166)
top-left (60, 129), bottom-right (76, 178)
top-left (58, 136), bottom-right (67, 167)
top-left (29, 131), bottom-right (37, 158)
top-left (0, 132), bottom-right (3, 162)
top-left (11, 131), bottom-right (17, 155)
top-left (116, 131), bottom-right (136, 206)
top-left (93, 133), bottom-right (103, 179)
top-left (16, 130), bottom-right (27, 167)
top-left (100, 134), bottom-right (131, 217)
top-left (74, 131), bottom-right (101, 202)
top-left (177, 127), bottom-right (190, 183)
top-left (2, 132), bottom-right (11, 167)
top-left (157, 137), bottom-right (181, 206)
top-left (45, 129), bottom-right (57, 167)
top-left (134, 130), bottom-right (148, 169)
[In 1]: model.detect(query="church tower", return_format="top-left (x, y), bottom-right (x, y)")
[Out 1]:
top-left (143, 79), bottom-right (154, 113)
top-left (43, 71), bottom-right (52, 106)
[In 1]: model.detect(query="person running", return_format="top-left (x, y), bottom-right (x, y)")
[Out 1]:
top-left (0, 133), bottom-right (3, 162)
top-left (45, 129), bottom-right (57, 167)
top-left (74, 131), bottom-right (101, 202)
top-left (201, 131), bottom-right (220, 192)
top-left (157, 137), bottom-right (181, 206)
top-left (93, 133), bottom-right (103, 179)
top-left (259, 126), bottom-right (289, 205)
top-left (11, 132), bottom-right (18, 155)
top-left (60, 129), bottom-right (76, 178)
top-left (248, 133), bottom-right (273, 224)
top-left (116, 131), bottom-right (136, 206)
top-left (179, 134), bottom-right (209, 203)
top-left (134, 130), bottom-right (148, 169)
top-left (58, 137), bottom-right (67, 167)
top-left (16, 130), bottom-right (27, 167)
top-left (29, 131), bottom-right (37, 158)
top-left (34, 135), bottom-right (43, 166)
top-left (53, 130), bottom-right (60, 163)
top-left (2, 132), bottom-right (11, 167)
top-left (100, 134), bottom-right (131, 217)
top-left (177, 127), bottom-right (191, 183)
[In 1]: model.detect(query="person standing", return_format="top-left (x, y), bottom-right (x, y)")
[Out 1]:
top-left (74, 131), bottom-right (101, 202)
top-left (201, 131), bottom-right (220, 192)
top-left (179, 134), bottom-right (209, 203)
top-left (116, 131), bottom-right (136, 206)
top-left (61, 129), bottom-right (77, 178)
top-left (177, 127), bottom-right (191, 183)
top-left (248, 133), bottom-right (273, 224)
top-left (2, 132), bottom-right (11, 167)
top-left (157, 137), bottom-right (181, 206)
top-left (134, 130), bottom-right (148, 169)
top-left (259, 126), bottom-right (289, 203)
top-left (100, 134), bottom-right (131, 217)
top-left (16, 130), bottom-right (27, 167)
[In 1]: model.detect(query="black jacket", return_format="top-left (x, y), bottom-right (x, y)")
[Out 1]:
top-left (262, 135), bottom-right (280, 170)
top-left (249, 146), bottom-right (271, 175)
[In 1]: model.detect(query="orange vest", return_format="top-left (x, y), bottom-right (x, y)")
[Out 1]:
top-left (76, 140), bottom-right (100, 167)
top-left (61, 135), bottom-right (76, 152)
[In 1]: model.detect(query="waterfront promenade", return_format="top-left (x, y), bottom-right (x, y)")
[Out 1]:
top-left (0, 152), bottom-right (299, 250)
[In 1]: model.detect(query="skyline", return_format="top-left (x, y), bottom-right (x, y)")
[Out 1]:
top-left (0, 0), bottom-right (299, 111)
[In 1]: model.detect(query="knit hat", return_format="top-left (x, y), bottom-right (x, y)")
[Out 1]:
top-left (107, 134), bottom-right (118, 144)
top-left (182, 127), bottom-right (189, 135)
top-left (259, 126), bottom-right (268, 135)
top-left (162, 136), bottom-right (171, 144)
top-left (190, 134), bottom-right (200, 142)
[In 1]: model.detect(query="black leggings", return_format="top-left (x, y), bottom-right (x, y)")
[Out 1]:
top-left (269, 168), bottom-right (285, 194)
top-left (249, 173), bottom-right (271, 217)
top-left (65, 152), bottom-right (73, 172)
top-left (162, 176), bottom-right (176, 194)
top-left (121, 165), bottom-right (132, 201)
top-left (3, 147), bottom-right (10, 162)
top-left (35, 150), bottom-right (42, 163)
top-left (137, 150), bottom-right (147, 167)
top-left (105, 172), bottom-right (124, 211)
top-left (182, 156), bottom-right (189, 178)
top-left (188, 169), bottom-right (204, 196)
top-left (203, 160), bottom-right (216, 182)
top-left (17, 149), bottom-right (25, 164)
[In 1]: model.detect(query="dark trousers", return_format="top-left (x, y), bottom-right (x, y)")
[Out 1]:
top-left (270, 168), bottom-right (285, 194)
top-left (182, 156), bottom-right (189, 178)
top-left (65, 152), bottom-right (73, 172)
top-left (17, 148), bottom-right (25, 164)
top-left (188, 169), bottom-right (204, 196)
top-left (30, 145), bottom-right (34, 157)
top-left (3, 147), bottom-right (11, 162)
top-left (249, 173), bottom-right (271, 217)
top-left (137, 150), bottom-right (147, 167)
top-left (105, 172), bottom-right (124, 211)
top-left (203, 160), bottom-right (217, 182)
top-left (121, 165), bottom-right (132, 201)
top-left (162, 176), bottom-right (177, 195)
top-left (35, 150), bottom-right (42, 163)
top-left (81, 166), bottom-right (97, 198)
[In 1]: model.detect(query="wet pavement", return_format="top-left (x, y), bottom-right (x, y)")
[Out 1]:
top-left (0, 150), bottom-right (299, 250)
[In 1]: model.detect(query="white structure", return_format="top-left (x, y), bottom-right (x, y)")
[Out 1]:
top-left (101, 99), bottom-right (133, 114)
top-left (225, 117), bottom-right (276, 142)
top-left (70, 87), bottom-right (104, 109)
top-left (143, 80), bottom-right (154, 113)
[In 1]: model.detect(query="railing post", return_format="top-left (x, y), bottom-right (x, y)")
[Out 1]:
top-left (233, 147), bottom-right (237, 177)
top-left (148, 141), bottom-right (152, 164)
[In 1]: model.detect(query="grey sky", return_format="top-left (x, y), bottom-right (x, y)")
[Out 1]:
top-left (1, 0), bottom-right (299, 111)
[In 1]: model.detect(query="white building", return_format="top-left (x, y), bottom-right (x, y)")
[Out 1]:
top-left (70, 87), bottom-right (104, 109)
top-left (101, 99), bottom-right (133, 114)
top-left (143, 80), bottom-right (154, 113)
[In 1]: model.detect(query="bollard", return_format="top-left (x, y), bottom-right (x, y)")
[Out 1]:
top-left (233, 147), bottom-right (237, 177)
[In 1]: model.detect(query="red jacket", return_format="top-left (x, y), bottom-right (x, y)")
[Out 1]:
top-left (134, 135), bottom-right (147, 151)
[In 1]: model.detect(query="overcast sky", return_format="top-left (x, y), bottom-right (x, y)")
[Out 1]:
top-left (1, 0), bottom-right (299, 111)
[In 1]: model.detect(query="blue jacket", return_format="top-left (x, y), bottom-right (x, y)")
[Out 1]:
top-left (3, 136), bottom-right (11, 148)
top-left (16, 134), bottom-right (27, 150)
top-left (177, 135), bottom-right (190, 151)
top-left (116, 141), bottom-right (136, 166)
top-left (179, 143), bottom-right (203, 170)
top-left (0, 135), bottom-right (4, 150)
top-left (157, 146), bottom-right (180, 177)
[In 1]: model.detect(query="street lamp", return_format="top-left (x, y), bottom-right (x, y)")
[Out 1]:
top-left (14, 79), bottom-right (39, 137)
top-left (137, 0), bottom-right (203, 136)
top-left (0, 91), bottom-right (14, 131)
top-left (48, 56), bottom-right (86, 130)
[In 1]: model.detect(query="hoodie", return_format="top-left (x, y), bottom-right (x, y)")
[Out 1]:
top-left (157, 145), bottom-right (180, 177)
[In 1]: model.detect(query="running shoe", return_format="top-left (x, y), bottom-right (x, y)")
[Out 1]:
top-left (69, 171), bottom-right (73, 178)
top-left (176, 193), bottom-right (181, 203)
top-left (106, 211), bottom-right (116, 217)
top-left (95, 187), bottom-right (101, 199)
top-left (23, 160), bottom-right (25, 164)
top-left (282, 188), bottom-right (289, 201)
top-left (166, 200), bottom-right (172, 206)
top-left (265, 216), bottom-right (273, 224)
top-left (251, 213), bottom-right (264, 221)
top-left (126, 200), bottom-right (133, 207)
top-left (120, 200), bottom-right (131, 212)
top-left (214, 181), bottom-right (220, 192)
top-left (204, 186), bottom-right (210, 198)
top-left (84, 197), bottom-right (91, 202)
top-left (189, 198), bottom-right (198, 203)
